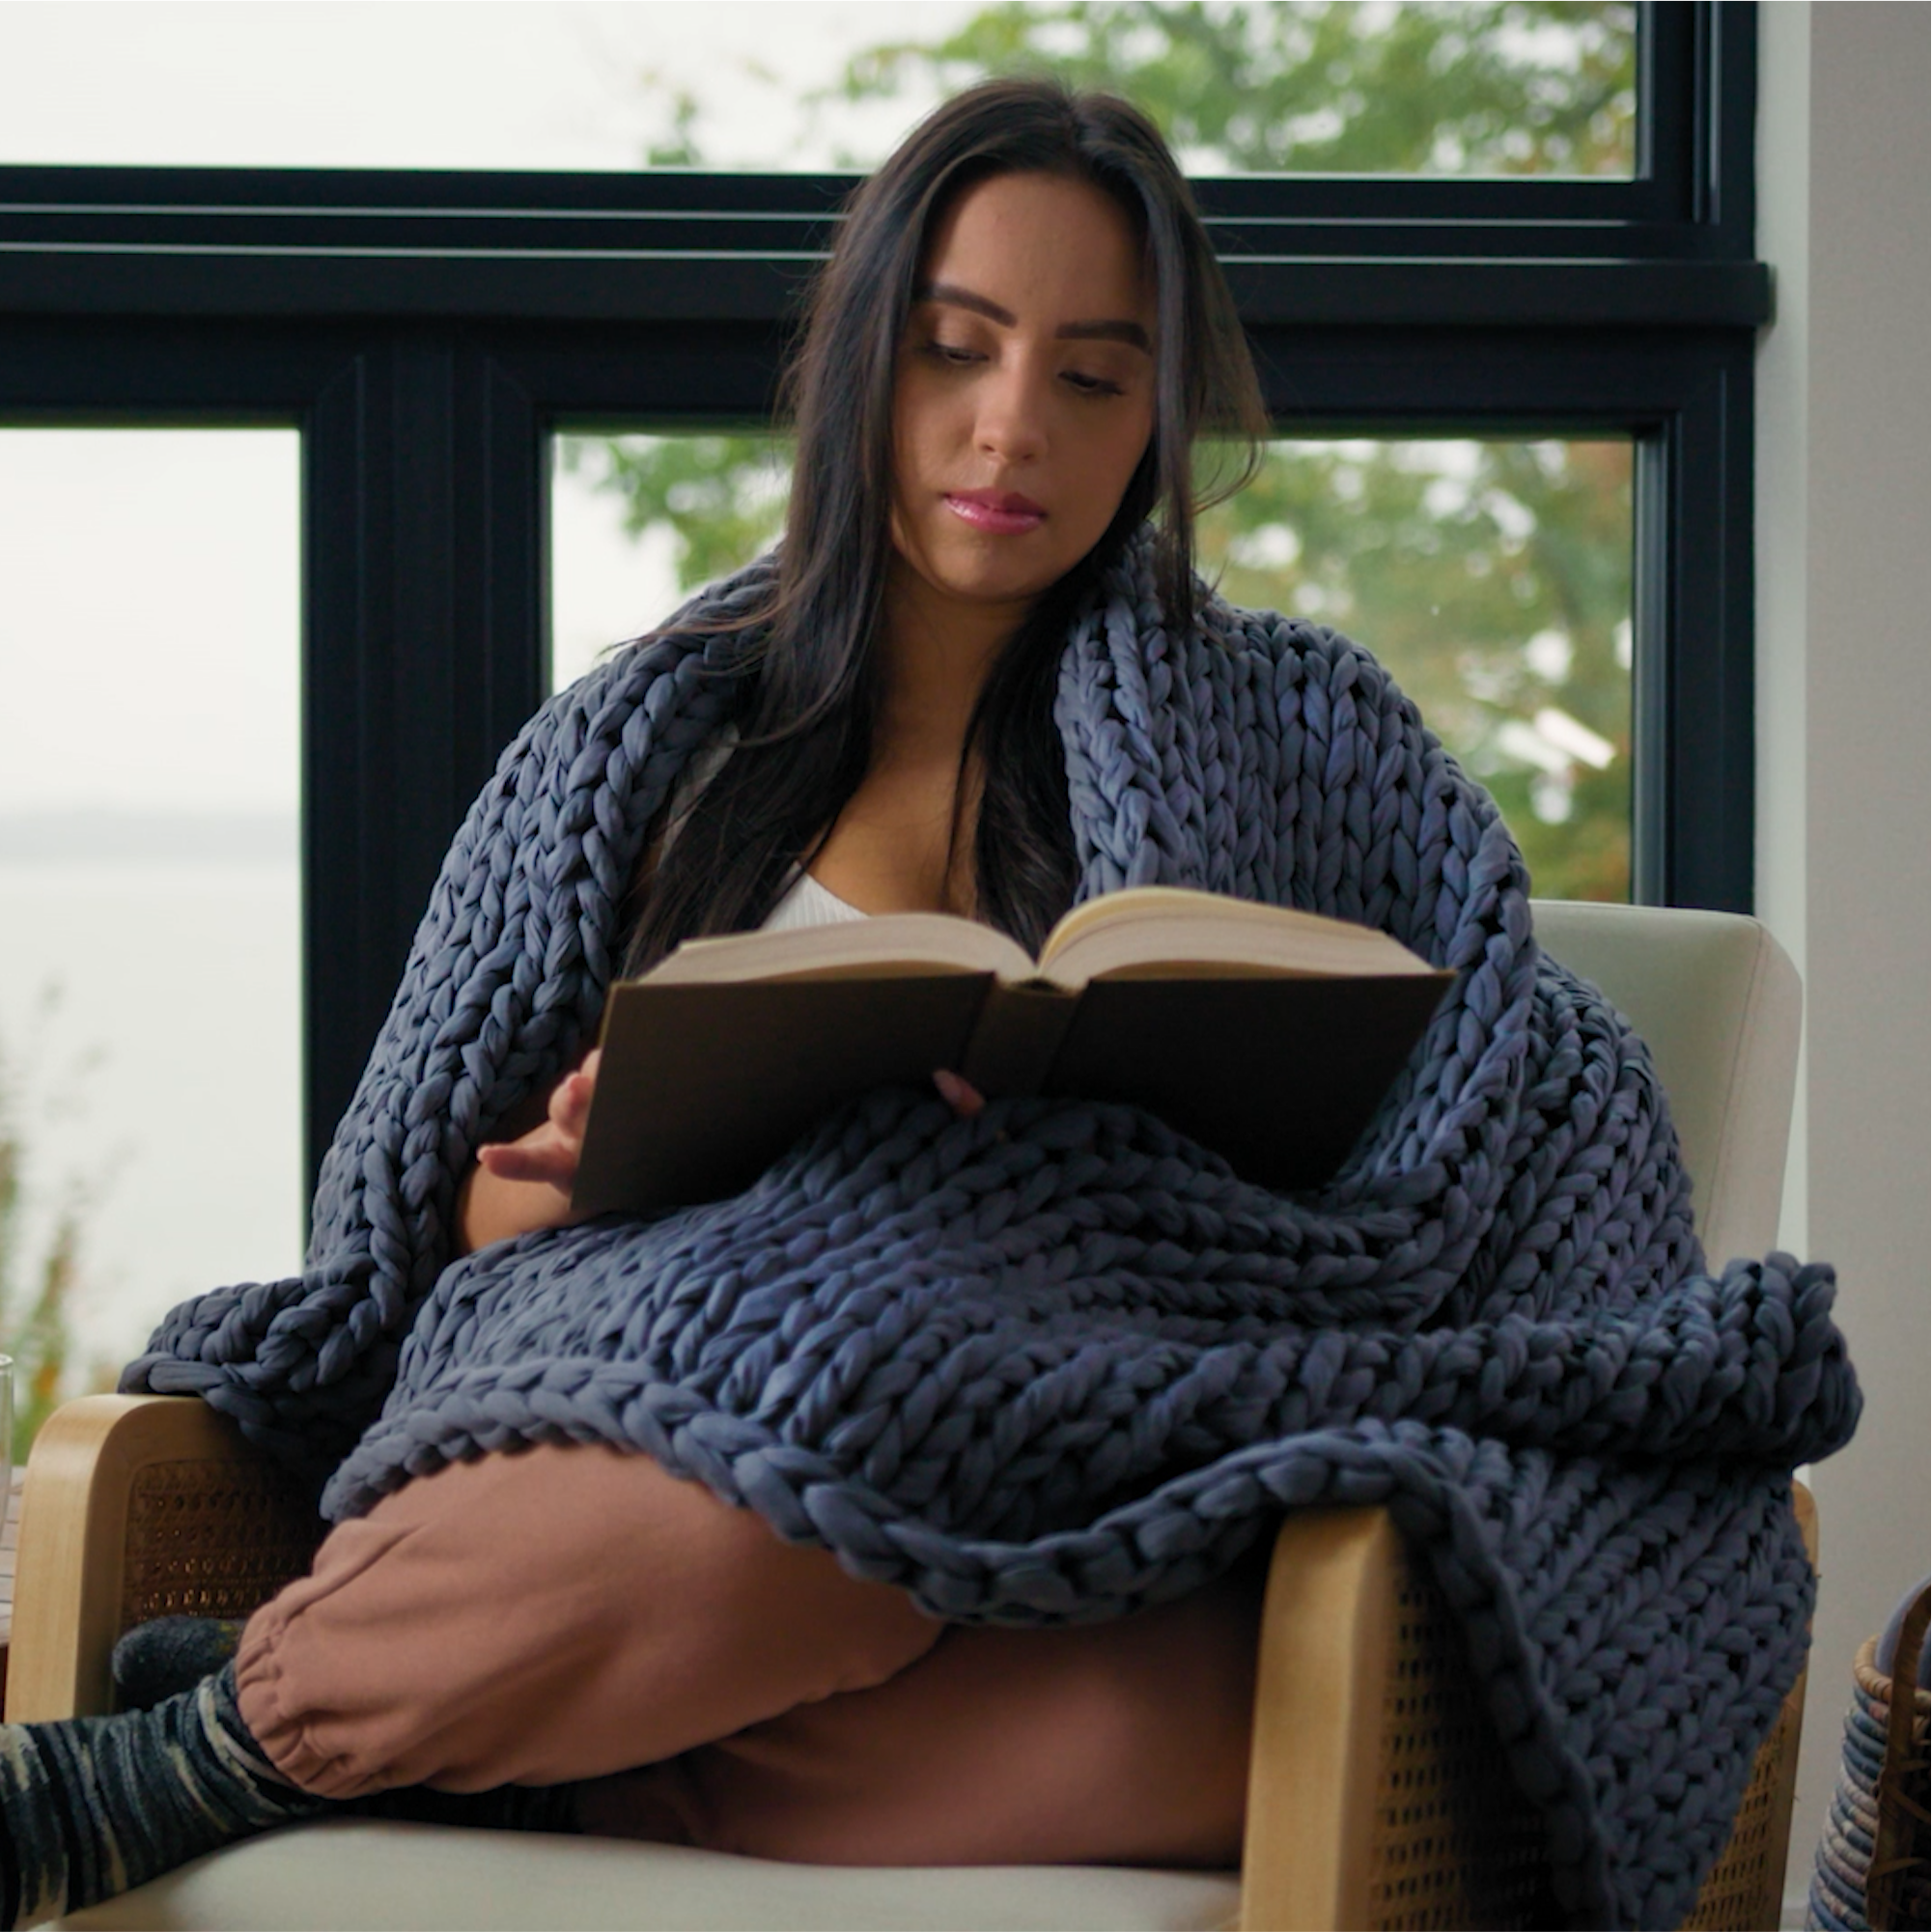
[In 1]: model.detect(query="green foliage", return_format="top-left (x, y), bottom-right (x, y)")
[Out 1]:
top-left (573, 425), bottom-right (1633, 899)
top-left (635, 71), bottom-right (714, 168)
top-left (831, 1), bottom-right (1637, 176)
top-left (0, 991), bottom-right (118, 1465)
top-left (1197, 438), bottom-right (1632, 899)
top-left (560, 434), bottom-right (791, 593)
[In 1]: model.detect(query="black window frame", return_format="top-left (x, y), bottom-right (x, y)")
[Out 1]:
top-left (0, 1), bottom-right (1765, 1183)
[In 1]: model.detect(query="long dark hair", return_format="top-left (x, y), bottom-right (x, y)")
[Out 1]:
top-left (624, 78), bottom-right (1267, 975)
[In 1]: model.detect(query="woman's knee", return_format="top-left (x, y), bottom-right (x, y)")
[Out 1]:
top-left (235, 1443), bottom-right (938, 1796)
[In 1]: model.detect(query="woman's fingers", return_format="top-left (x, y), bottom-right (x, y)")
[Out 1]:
top-left (476, 1128), bottom-right (576, 1189)
top-left (475, 1141), bottom-right (554, 1186)
top-left (473, 1048), bottom-right (604, 1195)
top-left (551, 1049), bottom-right (602, 1136)
top-left (932, 1069), bottom-right (987, 1119)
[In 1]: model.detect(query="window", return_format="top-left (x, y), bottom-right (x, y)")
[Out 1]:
top-left (553, 430), bottom-right (1637, 900)
top-left (0, 430), bottom-right (301, 1418)
top-left (1, 3), bottom-right (1638, 178)
top-left (0, 1), bottom-right (1764, 1193)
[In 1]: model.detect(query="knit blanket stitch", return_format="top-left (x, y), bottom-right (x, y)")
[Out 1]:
top-left (126, 543), bottom-right (1859, 1928)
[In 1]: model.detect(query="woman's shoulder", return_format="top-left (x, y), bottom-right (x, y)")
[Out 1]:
top-left (1174, 584), bottom-right (1399, 703)
top-left (547, 549), bottom-right (782, 711)
top-left (1113, 552), bottom-right (1436, 758)
top-left (1197, 584), bottom-right (1341, 660)
top-left (1092, 533), bottom-right (1378, 680)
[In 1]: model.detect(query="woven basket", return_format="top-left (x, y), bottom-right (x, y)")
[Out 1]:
top-left (1806, 1587), bottom-right (1930, 1932)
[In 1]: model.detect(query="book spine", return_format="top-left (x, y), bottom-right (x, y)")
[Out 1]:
top-left (960, 984), bottom-right (1078, 1097)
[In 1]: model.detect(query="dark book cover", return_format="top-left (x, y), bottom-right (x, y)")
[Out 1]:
top-left (574, 964), bottom-right (1450, 1216)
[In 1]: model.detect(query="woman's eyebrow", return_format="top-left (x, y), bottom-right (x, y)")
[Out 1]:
top-left (1058, 318), bottom-right (1152, 350)
top-left (914, 282), bottom-right (1152, 352)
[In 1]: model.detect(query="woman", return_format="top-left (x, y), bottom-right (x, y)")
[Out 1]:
top-left (461, 74), bottom-right (1262, 1246)
top-left (0, 76), bottom-right (1852, 1932)
top-left (1, 79), bottom-right (1274, 1923)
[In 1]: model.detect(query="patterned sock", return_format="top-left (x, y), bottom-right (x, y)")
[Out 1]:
top-left (111, 1615), bottom-right (246, 1710)
top-left (0, 1664), bottom-right (322, 1927)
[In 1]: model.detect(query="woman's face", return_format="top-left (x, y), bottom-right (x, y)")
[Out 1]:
top-left (890, 170), bottom-right (1157, 622)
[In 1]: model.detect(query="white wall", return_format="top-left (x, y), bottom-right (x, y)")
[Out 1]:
top-left (1754, 2), bottom-right (1931, 1911)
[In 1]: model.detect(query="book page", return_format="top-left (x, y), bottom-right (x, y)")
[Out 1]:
top-left (642, 910), bottom-right (1032, 988)
top-left (1037, 886), bottom-right (1439, 990)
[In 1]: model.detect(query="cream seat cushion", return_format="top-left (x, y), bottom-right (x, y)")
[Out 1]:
top-left (59, 1820), bottom-right (1242, 1932)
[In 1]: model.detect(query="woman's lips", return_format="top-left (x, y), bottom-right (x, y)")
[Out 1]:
top-left (945, 490), bottom-right (1047, 535)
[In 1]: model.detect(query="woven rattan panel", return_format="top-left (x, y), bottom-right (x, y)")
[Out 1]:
top-left (119, 1458), bottom-right (322, 1637)
top-left (1365, 1566), bottom-right (1563, 1931)
top-left (1368, 1552), bottom-right (1796, 1932)
top-left (1678, 1694), bottom-right (1796, 1932)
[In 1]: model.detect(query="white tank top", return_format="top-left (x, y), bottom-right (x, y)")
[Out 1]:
top-left (763, 867), bottom-right (867, 931)
top-left (660, 729), bottom-right (868, 933)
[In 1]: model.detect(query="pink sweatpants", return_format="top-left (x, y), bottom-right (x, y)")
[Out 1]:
top-left (235, 1444), bottom-right (1259, 1867)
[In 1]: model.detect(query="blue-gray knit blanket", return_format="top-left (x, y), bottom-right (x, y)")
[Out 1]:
top-left (126, 544), bottom-right (1858, 1928)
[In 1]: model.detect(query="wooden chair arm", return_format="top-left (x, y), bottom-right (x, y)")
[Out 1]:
top-left (6, 1395), bottom-right (322, 1722)
top-left (1237, 1486), bottom-right (1818, 1932)
top-left (1236, 1505), bottom-right (1556, 1932)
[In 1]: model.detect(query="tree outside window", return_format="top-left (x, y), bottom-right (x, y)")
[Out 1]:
top-left (564, 4), bottom-right (1638, 902)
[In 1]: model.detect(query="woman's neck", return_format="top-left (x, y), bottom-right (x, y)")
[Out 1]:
top-left (876, 558), bottom-right (1024, 760)
top-left (798, 561), bottom-right (1022, 917)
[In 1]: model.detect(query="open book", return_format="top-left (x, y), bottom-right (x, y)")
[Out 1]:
top-left (572, 885), bottom-right (1452, 1216)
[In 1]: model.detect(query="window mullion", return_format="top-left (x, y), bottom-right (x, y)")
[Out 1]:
top-left (303, 340), bottom-right (545, 1187)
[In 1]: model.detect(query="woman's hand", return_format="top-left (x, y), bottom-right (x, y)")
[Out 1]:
top-left (456, 1050), bottom-right (602, 1253)
top-left (478, 1049), bottom-right (602, 1188)
top-left (459, 1057), bottom-right (975, 1254)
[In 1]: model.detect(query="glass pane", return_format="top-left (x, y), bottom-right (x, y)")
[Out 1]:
top-left (552, 430), bottom-right (1631, 901)
top-left (2, 2), bottom-right (1635, 179)
top-left (0, 431), bottom-right (301, 1451)
top-left (552, 433), bottom-right (792, 693)
top-left (1197, 439), bottom-right (1633, 902)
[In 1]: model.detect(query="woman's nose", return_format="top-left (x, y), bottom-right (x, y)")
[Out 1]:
top-left (974, 365), bottom-right (1050, 465)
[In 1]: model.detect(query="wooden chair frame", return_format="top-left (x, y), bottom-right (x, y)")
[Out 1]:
top-left (9, 1393), bottom-right (1815, 1931)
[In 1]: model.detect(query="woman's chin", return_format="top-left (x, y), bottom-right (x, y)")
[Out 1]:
top-left (910, 549), bottom-right (1078, 615)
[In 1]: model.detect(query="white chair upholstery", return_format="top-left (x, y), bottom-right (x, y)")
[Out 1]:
top-left (1530, 900), bottom-right (1801, 1268)
top-left (42, 901), bottom-right (1801, 1932)
top-left (60, 1821), bottom-right (1242, 1932)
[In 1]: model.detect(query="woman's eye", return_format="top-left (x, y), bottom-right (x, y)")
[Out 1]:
top-left (923, 340), bottom-right (983, 367)
top-left (1063, 370), bottom-right (1127, 398)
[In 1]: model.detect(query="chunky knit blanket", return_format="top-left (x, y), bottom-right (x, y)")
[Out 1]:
top-left (126, 542), bottom-right (1858, 1928)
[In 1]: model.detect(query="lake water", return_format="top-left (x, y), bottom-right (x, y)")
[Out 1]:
top-left (0, 857), bottom-right (304, 1379)
top-left (0, 428), bottom-right (672, 1389)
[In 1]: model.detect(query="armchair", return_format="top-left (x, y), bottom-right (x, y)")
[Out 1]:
top-left (10, 901), bottom-right (1814, 1931)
